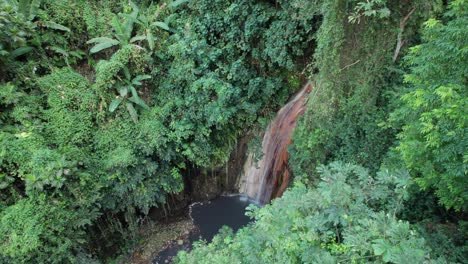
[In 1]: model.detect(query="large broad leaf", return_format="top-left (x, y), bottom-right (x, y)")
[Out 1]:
top-left (128, 96), bottom-right (149, 110)
top-left (123, 66), bottom-right (131, 81)
top-left (132, 75), bottom-right (151, 85)
top-left (122, 7), bottom-right (138, 42)
top-left (10, 46), bottom-right (32, 58)
top-left (49, 46), bottom-right (68, 56)
top-left (126, 102), bottom-right (138, 123)
top-left (109, 98), bottom-right (122, 112)
top-left (372, 239), bottom-right (393, 262)
top-left (43, 21), bottom-right (71, 32)
top-left (147, 31), bottom-right (155, 51)
top-left (124, 17), bottom-right (136, 41)
top-left (170, 0), bottom-right (190, 8)
top-left (130, 35), bottom-right (147, 43)
top-left (112, 15), bottom-right (126, 43)
top-left (128, 0), bottom-right (139, 20)
top-left (152, 21), bottom-right (170, 31)
top-left (29, 0), bottom-right (41, 20)
top-left (118, 86), bottom-right (128, 97)
top-left (86, 37), bottom-right (118, 44)
top-left (129, 86), bottom-right (138, 98)
top-left (137, 13), bottom-right (149, 26)
top-left (69, 51), bottom-right (84, 59)
top-left (90, 41), bottom-right (119, 54)
top-left (18, 0), bottom-right (30, 19)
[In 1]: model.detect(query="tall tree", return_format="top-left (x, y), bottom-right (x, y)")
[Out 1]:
top-left (390, 0), bottom-right (468, 210)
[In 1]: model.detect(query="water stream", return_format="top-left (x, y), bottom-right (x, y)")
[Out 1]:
top-left (238, 83), bottom-right (311, 204)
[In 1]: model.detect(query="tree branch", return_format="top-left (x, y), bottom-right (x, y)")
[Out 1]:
top-left (393, 8), bottom-right (416, 62)
top-left (340, 60), bottom-right (361, 71)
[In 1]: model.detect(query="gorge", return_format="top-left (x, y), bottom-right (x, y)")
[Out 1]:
top-left (149, 83), bottom-right (312, 263)
top-left (1, 1), bottom-right (464, 263)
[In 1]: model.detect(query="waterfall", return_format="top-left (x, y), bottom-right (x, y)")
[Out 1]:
top-left (238, 83), bottom-right (312, 204)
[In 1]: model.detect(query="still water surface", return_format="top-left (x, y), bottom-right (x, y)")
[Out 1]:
top-left (153, 195), bottom-right (255, 263)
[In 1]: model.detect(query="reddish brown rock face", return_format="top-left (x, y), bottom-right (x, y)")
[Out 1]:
top-left (239, 83), bottom-right (311, 204)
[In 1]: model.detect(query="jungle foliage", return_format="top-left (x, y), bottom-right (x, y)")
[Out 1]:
top-left (0, 0), bottom-right (466, 263)
top-left (0, 0), bottom-right (317, 262)
top-left (176, 162), bottom-right (463, 263)
top-left (179, 0), bottom-right (467, 263)
top-left (389, 2), bottom-right (468, 210)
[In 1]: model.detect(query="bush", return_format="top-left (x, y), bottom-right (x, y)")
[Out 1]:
top-left (176, 162), bottom-right (442, 264)
top-left (389, 1), bottom-right (468, 210)
top-left (0, 195), bottom-right (90, 263)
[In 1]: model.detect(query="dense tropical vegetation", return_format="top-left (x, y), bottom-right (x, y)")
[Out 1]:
top-left (177, 0), bottom-right (467, 263)
top-left (0, 0), bottom-right (466, 263)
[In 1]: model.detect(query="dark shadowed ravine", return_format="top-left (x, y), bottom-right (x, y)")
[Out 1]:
top-left (153, 195), bottom-right (256, 263)
top-left (153, 84), bottom-right (312, 263)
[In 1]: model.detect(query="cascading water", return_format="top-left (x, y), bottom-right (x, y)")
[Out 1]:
top-left (238, 83), bottom-right (312, 204)
top-left (152, 84), bottom-right (311, 263)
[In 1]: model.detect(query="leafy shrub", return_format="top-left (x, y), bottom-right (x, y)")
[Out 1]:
top-left (153, 0), bottom-right (318, 167)
top-left (389, 0), bottom-right (468, 210)
top-left (0, 195), bottom-right (91, 263)
top-left (176, 162), bottom-right (441, 263)
top-left (37, 68), bottom-right (96, 148)
top-left (1, 0), bottom-right (463, 262)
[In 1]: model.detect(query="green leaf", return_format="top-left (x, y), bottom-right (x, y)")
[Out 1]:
top-left (112, 15), bottom-right (126, 43)
top-left (128, 96), bottom-right (149, 110)
top-left (109, 98), bottom-right (122, 112)
top-left (29, 0), bottom-right (41, 20)
top-left (50, 46), bottom-right (68, 56)
top-left (132, 74), bottom-right (151, 85)
top-left (123, 66), bottom-right (131, 80)
top-left (43, 21), bottom-right (71, 32)
top-left (68, 51), bottom-right (84, 59)
top-left (118, 86), bottom-right (128, 97)
top-left (372, 239), bottom-right (393, 261)
top-left (18, 0), bottom-right (30, 19)
top-left (379, 7), bottom-right (390, 18)
top-left (128, 0), bottom-right (139, 20)
top-left (147, 31), bottom-right (155, 51)
top-left (10, 46), bottom-right (32, 58)
top-left (170, 0), bottom-right (190, 8)
top-left (152, 21), bottom-right (170, 31)
top-left (123, 16), bottom-right (136, 41)
top-left (126, 102), bottom-right (138, 123)
top-left (90, 41), bottom-right (119, 54)
top-left (86, 37), bottom-right (118, 44)
top-left (138, 13), bottom-right (149, 26)
top-left (129, 86), bottom-right (138, 98)
top-left (130, 35), bottom-right (146, 43)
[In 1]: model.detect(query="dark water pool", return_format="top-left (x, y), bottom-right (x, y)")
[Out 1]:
top-left (153, 195), bottom-right (255, 263)
top-left (190, 195), bottom-right (255, 242)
